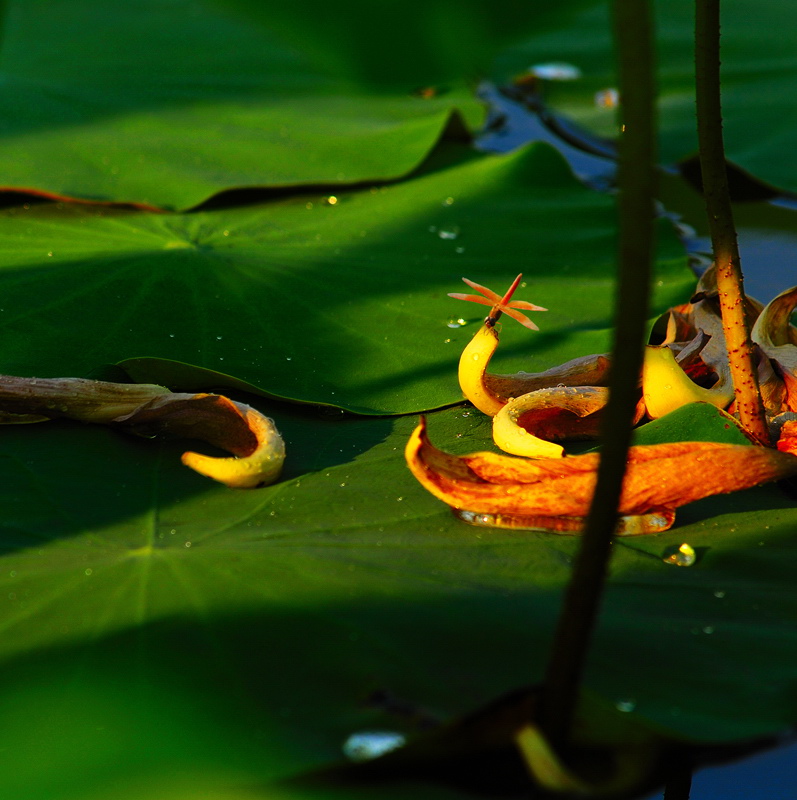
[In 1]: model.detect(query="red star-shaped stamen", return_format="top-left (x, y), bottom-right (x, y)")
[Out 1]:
top-left (448, 274), bottom-right (547, 330)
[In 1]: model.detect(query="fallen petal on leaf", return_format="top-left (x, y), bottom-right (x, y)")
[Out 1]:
top-left (0, 375), bottom-right (285, 488)
top-left (486, 353), bottom-right (612, 409)
top-left (515, 724), bottom-right (589, 793)
top-left (179, 401), bottom-right (285, 489)
top-left (405, 417), bottom-right (797, 534)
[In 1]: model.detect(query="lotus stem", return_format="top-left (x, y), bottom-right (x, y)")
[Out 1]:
top-left (695, 0), bottom-right (769, 445)
top-left (537, 0), bottom-right (657, 749)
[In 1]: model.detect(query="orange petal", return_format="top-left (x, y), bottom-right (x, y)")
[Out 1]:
top-left (406, 418), bottom-right (797, 533)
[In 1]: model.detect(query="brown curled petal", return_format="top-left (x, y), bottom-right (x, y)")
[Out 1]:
top-left (115, 393), bottom-right (285, 488)
top-left (749, 286), bottom-right (797, 413)
top-left (0, 375), bottom-right (171, 422)
top-left (114, 393), bottom-right (258, 454)
top-left (752, 285), bottom-right (797, 350)
top-left (752, 286), bottom-right (797, 404)
top-left (485, 353), bottom-right (612, 405)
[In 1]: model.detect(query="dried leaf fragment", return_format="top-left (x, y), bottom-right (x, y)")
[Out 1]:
top-left (405, 417), bottom-right (797, 534)
top-left (0, 375), bottom-right (284, 488)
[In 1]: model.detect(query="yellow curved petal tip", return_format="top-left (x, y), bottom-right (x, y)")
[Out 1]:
top-left (457, 325), bottom-right (506, 416)
top-left (514, 724), bottom-right (589, 793)
top-left (182, 406), bottom-right (285, 489)
top-left (492, 407), bottom-right (565, 458)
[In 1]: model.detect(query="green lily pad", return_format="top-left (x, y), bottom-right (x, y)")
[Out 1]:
top-left (0, 399), bottom-right (795, 799)
top-left (495, 0), bottom-right (797, 192)
top-left (0, 142), bottom-right (693, 414)
top-left (0, 0), bottom-right (595, 209)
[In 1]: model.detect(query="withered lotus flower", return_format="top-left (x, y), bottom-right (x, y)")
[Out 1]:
top-left (405, 417), bottom-right (797, 534)
top-left (0, 375), bottom-right (284, 488)
top-left (449, 275), bottom-right (615, 454)
top-left (450, 271), bottom-right (797, 456)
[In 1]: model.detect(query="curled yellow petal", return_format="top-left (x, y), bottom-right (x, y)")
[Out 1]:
top-left (515, 724), bottom-right (589, 793)
top-left (181, 402), bottom-right (285, 489)
top-left (113, 392), bottom-right (285, 489)
top-left (458, 324), bottom-right (506, 415)
top-left (642, 345), bottom-right (733, 419)
top-left (492, 386), bottom-right (609, 458)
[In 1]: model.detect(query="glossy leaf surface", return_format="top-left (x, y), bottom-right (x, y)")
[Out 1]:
top-left (0, 143), bottom-right (693, 413)
top-left (0, 0), bottom-right (593, 208)
top-left (496, 0), bottom-right (797, 191)
top-left (1, 402), bottom-right (797, 799)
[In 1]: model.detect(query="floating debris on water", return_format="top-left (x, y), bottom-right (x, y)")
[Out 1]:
top-left (342, 731), bottom-right (407, 762)
top-left (528, 62), bottom-right (582, 81)
top-left (595, 88), bottom-right (620, 108)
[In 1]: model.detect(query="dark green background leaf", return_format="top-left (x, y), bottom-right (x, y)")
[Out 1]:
top-left (495, 0), bottom-right (797, 191)
top-left (0, 143), bottom-right (693, 413)
top-left (0, 402), bottom-right (796, 799)
top-left (0, 0), bottom-right (596, 208)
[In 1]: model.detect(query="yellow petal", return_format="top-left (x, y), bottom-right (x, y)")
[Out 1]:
top-left (515, 724), bottom-right (589, 793)
top-left (642, 346), bottom-right (733, 418)
top-left (181, 403), bottom-right (285, 489)
top-left (457, 324), bottom-right (506, 415)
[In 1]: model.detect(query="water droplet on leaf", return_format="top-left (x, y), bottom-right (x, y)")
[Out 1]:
top-left (662, 543), bottom-right (696, 567)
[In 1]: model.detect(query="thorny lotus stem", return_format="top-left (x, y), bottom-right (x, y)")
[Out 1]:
top-left (537, 0), bottom-right (658, 751)
top-left (695, 0), bottom-right (769, 445)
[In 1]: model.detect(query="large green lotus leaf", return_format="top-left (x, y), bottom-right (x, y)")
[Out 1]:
top-left (0, 400), bottom-right (796, 799)
top-left (0, 0), bottom-right (596, 209)
top-left (494, 0), bottom-right (797, 191)
top-left (0, 142), bottom-right (693, 414)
